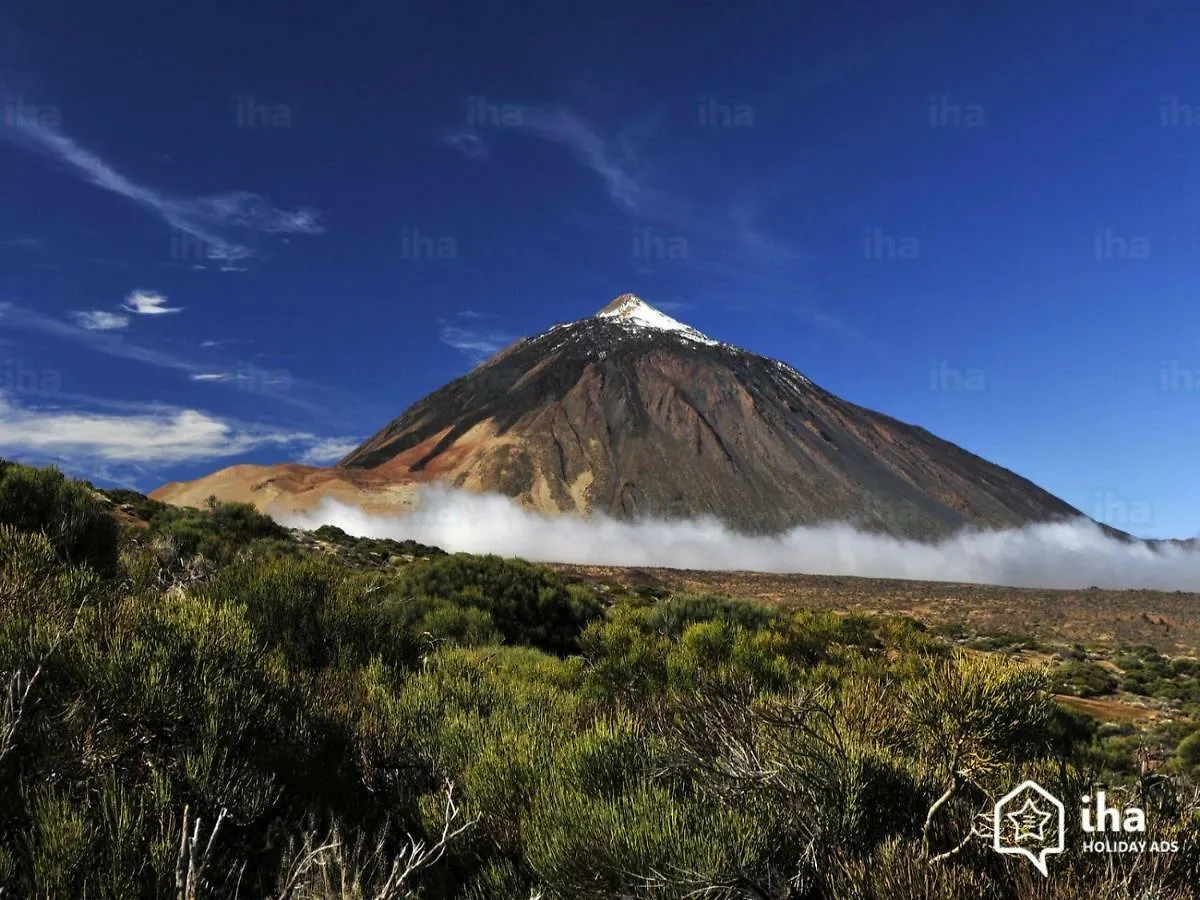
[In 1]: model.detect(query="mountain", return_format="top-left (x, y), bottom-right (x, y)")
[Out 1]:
top-left (154, 293), bottom-right (1088, 539)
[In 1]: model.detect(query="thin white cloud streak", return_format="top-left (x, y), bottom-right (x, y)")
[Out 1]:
top-left (122, 289), bottom-right (182, 315)
top-left (71, 310), bottom-right (130, 331)
top-left (283, 487), bottom-right (1200, 592)
top-left (514, 108), bottom-right (785, 260)
top-left (0, 302), bottom-right (331, 417)
top-left (519, 108), bottom-right (652, 215)
top-left (298, 437), bottom-right (361, 465)
top-left (442, 131), bottom-right (489, 160)
top-left (0, 391), bottom-right (353, 466)
top-left (507, 107), bottom-right (864, 347)
top-left (0, 301), bottom-right (203, 374)
top-left (438, 323), bottom-right (515, 366)
top-left (3, 117), bottom-right (323, 261)
top-left (0, 237), bottom-right (44, 250)
top-left (457, 105), bottom-right (806, 291)
top-left (189, 192), bottom-right (324, 235)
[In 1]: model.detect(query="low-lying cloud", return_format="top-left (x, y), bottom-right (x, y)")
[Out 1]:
top-left (281, 486), bottom-right (1200, 592)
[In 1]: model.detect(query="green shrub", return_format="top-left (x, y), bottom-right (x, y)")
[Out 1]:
top-left (524, 777), bottom-right (769, 899)
top-left (964, 629), bottom-right (1043, 652)
top-left (1053, 661), bottom-right (1119, 697)
top-left (1176, 728), bottom-right (1200, 773)
top-left (148, 499), bottom-right (290, 564)
top-left (96, 486), bottom-right (167, 522)
top-left (640, 592), bottom-right (781, 635)
top-left (310, 523), bottom-right (445, 566)
top-left (0, 462), bottom-right (119, 574)
top-left (391, 554), bottom-right (603, 654)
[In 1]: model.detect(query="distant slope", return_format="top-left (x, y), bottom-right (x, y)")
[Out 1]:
top-left (152, 463), bottom-right (419, 515)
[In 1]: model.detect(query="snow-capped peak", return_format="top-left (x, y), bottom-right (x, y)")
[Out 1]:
top-left (594, 293), bottom-right (717, 345)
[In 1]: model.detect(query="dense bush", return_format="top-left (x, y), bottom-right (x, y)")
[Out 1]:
top-left (1178, 728), bottom-right (1200, 773)
top-left (390, 553), bottom-right (604, 654)
top-left (639, 591), bottom-right (783, 635)
top-left (97, 485), bottom-right (167, 521)
top-left (1053, 660), bottom-right (1119, 697)
top-left (146, 498), bottom-right (293, 563)
top-left (310, 523), bottom-right (446, 566)
top-left (1114, 644), bottom-right (1200, 716)
top-left (0, 462), bottom-right (120, 574)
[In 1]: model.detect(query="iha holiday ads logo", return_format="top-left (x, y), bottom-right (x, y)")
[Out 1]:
top-left (992, 780), bottom-right (1179, 876)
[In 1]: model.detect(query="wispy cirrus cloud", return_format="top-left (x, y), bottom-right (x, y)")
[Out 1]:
top-left (188, 370), bottom-right (290, 391)
top-left (0, 301), bottom-right (329, 415)
top-left (186, 192), bottom-right (325, 235)
top-left (439, 106), bottom-right (658, 216)
top-left (438, 315), bottom-right (516, 367)
top-left (517, 107), bottom-right (654, 216)
top-left (495, 105), bottom-right (778, 257)
top-left (298, 437), bottom-right (361, 465)
top-left (0, 237), bottom-right (44, 250)
top-left (71, 310), bottom-right (130, 331)
top-left (0, 391), bottom-right (354, 466)
top-left (0, 301), bottom-right (203, 374)
top-left (485, 104), bottom-right (867, 349)
top-left (523, 110), bottom-right (805, 269)
top-left (441, 131), bottom-right (489, 160)
top-left (121, 289), bottom-right (182, 315)
top-left (2, 116), bottom-right (324, 264)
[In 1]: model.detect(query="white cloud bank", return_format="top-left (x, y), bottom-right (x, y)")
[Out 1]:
top-left (281, 486), bottom-right (1200, 592)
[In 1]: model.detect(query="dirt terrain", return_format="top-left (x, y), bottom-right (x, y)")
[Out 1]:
top-left (550, 563), bottom-right (1200, 656)
top-left (152, 463), bottom-right (420, 514)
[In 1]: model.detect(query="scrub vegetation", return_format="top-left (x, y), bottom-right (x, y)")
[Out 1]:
top-left (1, 461), bottom-right (1197, 898)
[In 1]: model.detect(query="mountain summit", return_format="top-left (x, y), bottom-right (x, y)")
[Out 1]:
top-left (155, 293), bottom-right (1084, 538)
top-left (593, 293), bottom-right (717, 345)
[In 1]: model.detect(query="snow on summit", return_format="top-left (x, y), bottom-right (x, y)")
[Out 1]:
top-left (594, 293), bottom-right (717, 345)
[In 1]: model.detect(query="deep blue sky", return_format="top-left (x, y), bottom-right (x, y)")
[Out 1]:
top-left (0, 0), bottom-right (1195, 538)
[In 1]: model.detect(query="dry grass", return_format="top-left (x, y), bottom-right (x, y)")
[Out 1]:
top-left (1053, 694), bottom-right (1156, 723)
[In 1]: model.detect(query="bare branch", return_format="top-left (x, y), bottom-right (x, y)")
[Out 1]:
top-left (274, 780), bottom-right (478, 900)
top-left (174, 805), bottom-right (228, 900)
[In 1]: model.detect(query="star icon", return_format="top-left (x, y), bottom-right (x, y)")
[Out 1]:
top-left (1006, 797), bottom-right (1054, 843)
